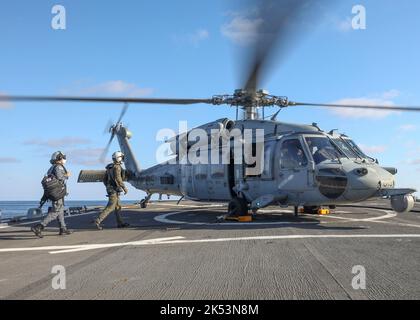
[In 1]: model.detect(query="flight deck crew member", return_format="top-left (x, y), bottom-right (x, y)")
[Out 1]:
top-left (31, 151), bottom-right (72, 238)
top-left (94, 151), bottom-right (130, 230)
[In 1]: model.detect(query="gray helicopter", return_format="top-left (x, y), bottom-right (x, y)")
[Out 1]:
top-left (76, 104), bottom-right (416, 216)
top-left (1, 0), bottom-right (419, 216)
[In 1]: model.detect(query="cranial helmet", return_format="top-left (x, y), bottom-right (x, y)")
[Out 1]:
top-left (50, 151), bottom-right (66, 164)
top-left (112, 151), bottom-right (125, 163)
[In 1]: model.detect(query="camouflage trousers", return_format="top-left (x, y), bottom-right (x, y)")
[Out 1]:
top-left (97, 193), bottom-right (124, 225)
top-left (41, 198), bottom-right (66, 228)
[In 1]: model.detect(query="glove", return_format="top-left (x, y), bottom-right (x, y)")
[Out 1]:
top-left (123, 187), bottom-right (128, 195)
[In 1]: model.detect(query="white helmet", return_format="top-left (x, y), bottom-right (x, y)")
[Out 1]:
top-left (50, 151), bottom-right (66, 164)
top-left (112, 151), bottom-right (125, 163)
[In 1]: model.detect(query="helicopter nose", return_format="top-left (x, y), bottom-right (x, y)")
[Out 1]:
top-left (316, 166), bottom-right (392, 201)
top-left (344, 167), bottom-right (393, 201)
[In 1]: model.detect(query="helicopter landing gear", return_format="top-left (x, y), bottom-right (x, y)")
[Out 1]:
top-left (139, 193), bottom-right (152, 209)
top-left (303, 206), bottom-right (320, 215)
top-left (139, 199), bottom-right (147, 208)
top-left (227, 197), bottom-right (249, 218)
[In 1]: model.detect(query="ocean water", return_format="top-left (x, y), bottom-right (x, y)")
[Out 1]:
top-left (0, 200), bottom-right (136, 220)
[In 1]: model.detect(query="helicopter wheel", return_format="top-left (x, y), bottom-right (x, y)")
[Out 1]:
top-left (140, 199), bottom-right (148, 209)
top-left (227, 197), bottom-right (249, 217)
top-left (303, 206), bottom-right (320, 215)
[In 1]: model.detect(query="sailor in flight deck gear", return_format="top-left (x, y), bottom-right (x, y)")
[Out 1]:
top-left (32, 151), bottom-right (72, 238)
top-left (94, 151), bottom-right (130, 230)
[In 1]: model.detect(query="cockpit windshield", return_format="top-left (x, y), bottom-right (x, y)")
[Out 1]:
top-left (305, 136), bottom-right (344, 164)
top-left (343, 138), bottom-right (373, 160)
top-left (332, 138), bottom-right (359, 158)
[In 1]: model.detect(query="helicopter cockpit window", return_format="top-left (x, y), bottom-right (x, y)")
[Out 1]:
top-left (279, 139), bottom-right (308, 169)
top-left (305, 137), bottom-right (343, 164)
top-left (332, 138), bottom-right (358, 158)
top-left (344, 139), bottom-right (373, 160)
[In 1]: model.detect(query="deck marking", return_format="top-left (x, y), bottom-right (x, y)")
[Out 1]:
top-left (154, 211), bottom-right (319, 226)
top-left (1, 234), bottom-right (420, 255)
top-left (0, 236), bottom-right (185, 254)
top-left (5, 205), bottom-right (222, 227)
top-left (318, 209), bottom-right (397, 222)
top-left (154, 208), bottom-right (397, 226)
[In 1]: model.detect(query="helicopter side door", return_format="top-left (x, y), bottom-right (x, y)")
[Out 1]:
top-left (240, 140), bottom-right (277, 200)
top-left (275, 137), bottom-right (312, 200)
top-left (191, 147), bottom-right (232, 201)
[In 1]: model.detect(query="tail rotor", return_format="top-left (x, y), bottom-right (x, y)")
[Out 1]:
top-left (99, 103), bottom-right (129, 163)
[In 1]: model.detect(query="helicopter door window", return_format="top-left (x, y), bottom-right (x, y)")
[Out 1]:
top-left (279, 139), bottom-right (308, 169)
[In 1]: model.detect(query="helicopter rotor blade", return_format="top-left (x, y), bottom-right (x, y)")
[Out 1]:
top-left (117, 103), bottom-right (129, 123)
top-left (289, 101), bottom-right (420, 112)
top-left (242, 0), bottom-right (330, 93)
top-left (100, 131), bottom-right (115, 164)
top-left (103, 119), bottom-right (113, 135)
top-left (0, 95), bottom-right (213, 105)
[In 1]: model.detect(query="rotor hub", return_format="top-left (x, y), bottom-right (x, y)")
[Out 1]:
top-left (211, 89), bottom-right (289, 120)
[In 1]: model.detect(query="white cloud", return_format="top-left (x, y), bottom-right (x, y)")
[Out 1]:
top-left (221, 14), bottom-right (263, 45)
top-left (81, 80), bottom-right (153, 97)
top-left (359, 144), bottom-right (387, 155)
top-left (330, 90), bottom-right (401, 119)
top-left (172, 28), bottom-right (210, 46)
top-left (399, 124), bottom-right (417, 132)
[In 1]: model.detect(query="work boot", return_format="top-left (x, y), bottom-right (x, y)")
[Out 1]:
top-left (59, 228), bottom-right (72, 235)
top-left (94, 219), bottom-right (103, 230)
top-left (117, 222), bottom-right (130, 228)
top-left (31, 224), bottom-right (44, 238)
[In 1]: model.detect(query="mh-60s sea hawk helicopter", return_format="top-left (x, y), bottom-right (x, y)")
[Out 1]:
top-left (74, 89), bottom-right (417, 217)
top-left (2, 0), bottom-right (419, 216)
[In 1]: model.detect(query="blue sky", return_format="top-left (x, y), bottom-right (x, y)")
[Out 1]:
top-left (0, 0), bottom-right (419, 200)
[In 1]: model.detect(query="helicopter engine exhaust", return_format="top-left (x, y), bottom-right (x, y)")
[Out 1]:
top-left (391, 194), bottom-right (416, 213)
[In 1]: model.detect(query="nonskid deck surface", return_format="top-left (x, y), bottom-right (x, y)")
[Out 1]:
top-left (0, 200), bottom-right (420, 299)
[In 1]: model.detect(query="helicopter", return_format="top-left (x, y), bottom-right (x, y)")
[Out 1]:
top-left (1, 0), bottom-right (419, 217)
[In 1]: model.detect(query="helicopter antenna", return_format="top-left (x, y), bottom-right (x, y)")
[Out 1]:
top-left (270, 107), bottom-right (283, 121)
